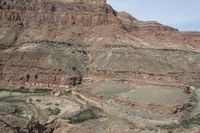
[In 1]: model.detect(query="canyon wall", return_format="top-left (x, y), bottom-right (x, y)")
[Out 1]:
top-left (0, 0), bottom-right (200, 90)
top-left (0, 0), bottom-right (115, 26)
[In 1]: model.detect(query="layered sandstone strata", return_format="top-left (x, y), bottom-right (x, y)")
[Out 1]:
top-left (117, 11), bottom-right (200, 49)
top-left (0, 0), bottom-right (200, 90)
top-left (1, 0), bottom-right (200, 132)
top-left (0, 41), bottom-right (84, 89)
top-left (0, 0), bottom-right (115, 26)
top-left (0, 0), bottom-right (116, 89)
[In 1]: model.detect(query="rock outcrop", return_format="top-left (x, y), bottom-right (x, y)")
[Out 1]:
top-left (0, 0), bottom-right (200, 89)
top-left (1, 0), bottom-right (200, 133)
top-left (0, 41), bottom-right (84, 89)
top-left (0, 0), bottom-right (115, 26)
top-left (0, 0), bottom-right (116, 89)
top-left (117, 11), bottom-right (200, 49)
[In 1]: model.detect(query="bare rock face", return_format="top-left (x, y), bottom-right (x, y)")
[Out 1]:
top-left (0, 0), bottom-right (116, 89)
top-left (0, 0), bottom-right (121, 48)
top-left (117, 11), bottom-right (200, 49)
top-left (0, 0), bottom-right (200, 89)
top-left (1, 1), bottom-right (200, 132)
top-left (0, 0), bottom-right (114, 26)
top-left (0, 41), bottom-right (85, 89)
top-left (0, 0), bottom-right (200, 90)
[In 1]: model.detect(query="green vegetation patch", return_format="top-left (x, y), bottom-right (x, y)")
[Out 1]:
top-left (0, 87), bottom-right (51, 94)
top-left (68, 106), bottom-right (104, 123)
top-left (0, 96), bottom-right (26, 103)
top-left (191, 83), bottom-right (200, 89)
top-left (47, 107), bottom-right (61, 115)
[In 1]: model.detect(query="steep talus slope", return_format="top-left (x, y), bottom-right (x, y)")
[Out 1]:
top-left (0, 0), bottom-right (119, 89)
top-left (0, 41), bottom-right (85, 89)
top-left (88, 47), bottom-right (200, 84)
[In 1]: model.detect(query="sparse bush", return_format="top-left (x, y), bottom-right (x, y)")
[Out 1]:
top-left (55, 103), bottom-right (60, 106)
top-left (35, 99), bottom-right (41, 102)
top-left (68, 106), bottom-right (103, 123)
top-left (46, 102), bottom-right (53, 106)
top-left (47, 107), bottom-right (61, 115)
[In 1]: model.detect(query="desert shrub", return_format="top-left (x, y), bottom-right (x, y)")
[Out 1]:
top-left (47, 107), bottom-right (61, 115)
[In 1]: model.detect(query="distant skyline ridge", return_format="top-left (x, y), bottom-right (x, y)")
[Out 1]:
top-left (108, 0), bottom-right (200, 31)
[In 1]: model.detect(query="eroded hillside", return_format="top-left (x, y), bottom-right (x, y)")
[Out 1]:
top-left (0, 0), bottom-right (200, 133)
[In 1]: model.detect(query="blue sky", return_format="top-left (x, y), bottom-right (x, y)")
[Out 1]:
top-left (107, 0), bottom-right (200, 31)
